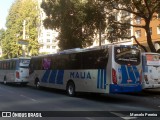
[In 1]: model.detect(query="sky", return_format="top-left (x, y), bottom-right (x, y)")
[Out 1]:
top-left (0, 0), bottom-right (15, 29)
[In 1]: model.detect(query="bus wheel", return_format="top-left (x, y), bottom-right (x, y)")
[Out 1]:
top-left (66, 81), bottom-right (75, 97)
top-left (35, 78), bottom-right (40, 88)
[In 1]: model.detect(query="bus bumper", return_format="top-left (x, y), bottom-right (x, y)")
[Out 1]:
top-left (109, 84), bottom-right (142, 93)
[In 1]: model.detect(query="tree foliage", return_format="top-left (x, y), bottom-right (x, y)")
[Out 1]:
top-left (0, 29), bottom-right (5, 44)
top-left (2, 0), bottom-right (40, 58)
top-left (101, 0), bottom-right (160, 52)
top-left (41, 0), bottom-right (106, 50)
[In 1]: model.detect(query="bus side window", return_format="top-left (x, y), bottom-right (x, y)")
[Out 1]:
top-left (96, 57), bottom-right (108, 69)
top-left (69, 53), bottom-right (82, 69)
top-left (51, 57), bottom-right (56, 70)
top-left (94, 49), bottom-right (108, 69)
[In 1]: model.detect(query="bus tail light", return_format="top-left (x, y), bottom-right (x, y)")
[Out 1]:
top-left (112, 68), bottom-right (117, 84)
top-left (16, 72), bottom-right (20, 79)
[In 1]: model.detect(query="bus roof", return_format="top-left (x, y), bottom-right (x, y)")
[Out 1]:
top-left (0, 57), bottom-right (30, 62)
top-left (141, 52), bottom-right (160, 55)
top-left (31, 44), bottom-right (138, 59)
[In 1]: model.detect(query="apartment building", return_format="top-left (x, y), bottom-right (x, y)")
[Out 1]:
top-left (37, 0), bottom-right (59, 54)
top-left (132, 13), bottom-right (160, 51)
top-left (92, 9), bottom-right (133, 47)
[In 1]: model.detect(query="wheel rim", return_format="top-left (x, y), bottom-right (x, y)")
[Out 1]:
top-left (68, 85), bottom-right (74, 95)
top-left (36, 82), bottom-right (40, 88)
top-left (4, 80), bottom-right (6, 84)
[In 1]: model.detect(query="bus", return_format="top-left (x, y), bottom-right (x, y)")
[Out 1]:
top-left (28, 45), bottom-right (142, 96)
top-left (141, 52), bottom-right (160, 89)
top-left (0, 57), bottom-right (30, 85)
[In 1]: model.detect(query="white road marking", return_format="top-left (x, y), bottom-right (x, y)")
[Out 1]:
top-left (20, 94), bottom-right (37, 102)
top-left (85, 117), bottom-right (95, 120)
top-left (110, 112), bottom-right (137, 120)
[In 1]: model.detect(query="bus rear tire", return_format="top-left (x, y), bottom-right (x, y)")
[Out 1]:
top-left (4, 76), bottom-right (7, 85)
top-left (35, 78), bottom-right (40, 89)
top-left (66, 81), bottom-right (75, 97)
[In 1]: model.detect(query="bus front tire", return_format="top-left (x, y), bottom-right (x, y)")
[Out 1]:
top-left (66, 81), bottom-right (75, 97)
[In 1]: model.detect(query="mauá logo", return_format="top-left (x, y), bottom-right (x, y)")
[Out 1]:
top-left (70, 71), bottom-right (91, 79)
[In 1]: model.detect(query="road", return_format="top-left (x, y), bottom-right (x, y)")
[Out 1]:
top-left (0, 83), bottom-right (160, 120)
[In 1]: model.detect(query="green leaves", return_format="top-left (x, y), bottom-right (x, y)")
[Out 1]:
top-left (41, 0), bottom-right (106, 50)
top-left (2, 0), bottom-right (40, 58)
top-left (104, 0), bottom-right (160, 52)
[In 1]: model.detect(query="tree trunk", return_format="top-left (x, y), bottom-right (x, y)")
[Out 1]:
top-left (145, 21), bottom-right (156, 52)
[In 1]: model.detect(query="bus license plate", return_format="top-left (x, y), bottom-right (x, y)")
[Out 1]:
top-left (127, 80), bottom-right (132, 83)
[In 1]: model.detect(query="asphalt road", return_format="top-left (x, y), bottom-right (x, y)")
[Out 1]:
top-left (0, 83), bottom-right (160, 120)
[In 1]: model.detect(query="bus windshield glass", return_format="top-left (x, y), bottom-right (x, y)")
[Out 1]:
top-left (20, 59), bottom-right (30, 68)
top-left (115, 47), bottom-right (140, 65)
top-left (145, 54), bottom-right (160, 66)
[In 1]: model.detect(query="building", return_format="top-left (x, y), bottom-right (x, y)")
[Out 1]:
top-left (91, 9), bottom-right (133, 47)
top-left (37, 0), bottom-right (59, 54)
top-left (132, 14), bottom-right (160, 52)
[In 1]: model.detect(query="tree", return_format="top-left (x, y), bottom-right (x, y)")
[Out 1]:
top-left (101, 0), bottom-right (160, 52)
top-left (0, 29), bottom-right (5, 44)
top-left (41, 0), bottom-right (106, 50)
top-left (0, 29), bottom-right (5, 59)
top-left (3, 0), bottom-right (40, 58)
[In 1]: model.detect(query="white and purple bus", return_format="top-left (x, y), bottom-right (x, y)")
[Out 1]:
top-left (28, 45), bottom-right (142, 96)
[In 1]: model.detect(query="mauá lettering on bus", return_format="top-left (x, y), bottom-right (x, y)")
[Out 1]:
top-left (70, 72), bottom-right (91, 79)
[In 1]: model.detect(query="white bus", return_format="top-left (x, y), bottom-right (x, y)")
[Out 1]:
top-left (28, 45), bottom-right (142, 96)
top-left (0, 57), bottom-right (30, 85)
top-left (141, 52), bottom-right (160, 89)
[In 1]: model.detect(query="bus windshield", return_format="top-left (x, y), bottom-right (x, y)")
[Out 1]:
top-left (19, 59), bottom-right (30, 68)
top-left (115, 47), bottom-right (140, 65)
top-left (145, 54), bottom-right (160, 66)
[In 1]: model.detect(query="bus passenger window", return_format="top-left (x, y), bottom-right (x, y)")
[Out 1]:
top-left (95, 57), bottom-right (108, 69)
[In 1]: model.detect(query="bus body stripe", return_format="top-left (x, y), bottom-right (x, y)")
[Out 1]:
top-left (97, 69), bottom-right (100, 88)
top-left (56, 70), bottom-right (64, 84)
top-left (133, 66), bottom-right (140, 80)
top-left (127, 66), bottom-right (136, 83)
top-left (121, 65), bottom-right (140, 84)
top-left (121, 65), bottom-right (128, 84)
top-left (97, 69), bottom-right (106, 89)
top-left (49, 70), bottom-right (57, 84)
top-left (41, 70), bottom-right (50, 83)
top-left (104, 69), bottom-right (106, 89)
top-left (100, 69), bottom-right (103, 89)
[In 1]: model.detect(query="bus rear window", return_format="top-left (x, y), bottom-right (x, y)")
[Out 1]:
top-left (115, 47), bottom-right (140, 65)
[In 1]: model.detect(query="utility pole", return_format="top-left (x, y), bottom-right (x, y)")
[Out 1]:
top-left (99, 21), bottom-right (101, 46)
top-left (22, 20), bottom-right (26, 57)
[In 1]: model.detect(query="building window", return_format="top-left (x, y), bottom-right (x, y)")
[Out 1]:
top-left (157, 26), bottom-right (160, 34)
top-left (135, 30), bottom-right (141, 38)
top-left (52, 46), bottom-right (56, 49)
top-left (135, 17), bottom-right (141, 24)
top-left (47, 45), bottom-right (50, 49)
top-left (47, 33), bottom-right (50, 36)
top-left (47, 39), bottom-right (50, 42)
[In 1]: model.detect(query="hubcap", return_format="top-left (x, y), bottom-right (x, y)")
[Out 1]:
top-left (68, 85), bottom-right (73, 95)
